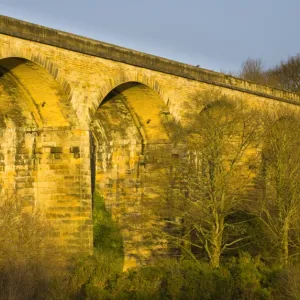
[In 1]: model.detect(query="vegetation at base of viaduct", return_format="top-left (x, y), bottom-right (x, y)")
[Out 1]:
top-left (2, 90), bottom-right (300, 299)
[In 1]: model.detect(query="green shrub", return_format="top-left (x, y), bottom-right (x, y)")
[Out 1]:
top-left (228, 252), bottom-right (271, 300)
top-left (84, 259), bottom-right (234, 300)
top-left (93, 191), bottom-right (123, 257)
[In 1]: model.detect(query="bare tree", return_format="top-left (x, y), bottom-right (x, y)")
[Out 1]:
top-left (237, 55), bottom-right (300, 93)
top-left (269, 54), bottom-right (300, 93)
top-left (254, 114), bottom-right (300, 266)
top-left (239, 58), bottom-right (267, 84)
top-left (161, 91), bottom-right (262, 267)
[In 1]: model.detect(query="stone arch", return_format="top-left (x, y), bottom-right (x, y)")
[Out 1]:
top-left (191, 98), bottom-right (237, 144)
top-left (89, 72), bottom-right (172, 123)
top-left (0, 48), bottom-right (72, 102)
top-left (91, 81), bottom-right (174, 197)
top-left (0, 57), bottom-right (78, 128)
top-left (90, 81), bottom-right (175, 269)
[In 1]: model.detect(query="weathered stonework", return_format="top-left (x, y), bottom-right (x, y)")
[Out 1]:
top-left (1, 15), bottom-right (300, 269)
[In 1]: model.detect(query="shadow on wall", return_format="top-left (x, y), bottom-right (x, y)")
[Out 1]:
top-left (0, 57), bottom-right (25, 75)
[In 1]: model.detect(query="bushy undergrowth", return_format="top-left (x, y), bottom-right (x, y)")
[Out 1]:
top-left (83, 253), bottom-right (300, 300)
top-left (84, 254), bottom-right (273, 300)
top-left (0, 193), bottom-right (124, 300)
top-left (1, 195), bottom-right (300, 299)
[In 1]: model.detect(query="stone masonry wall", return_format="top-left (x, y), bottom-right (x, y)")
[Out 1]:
top-left (0, 127), bottom-right (92, 251)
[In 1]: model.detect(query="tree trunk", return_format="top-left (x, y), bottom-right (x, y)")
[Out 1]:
top-left (210, 216), bottom-right (224, 268)
top-left (281, 220), bottom-right (289, 267)
top-left (180, 218), bottom-right (192, 257)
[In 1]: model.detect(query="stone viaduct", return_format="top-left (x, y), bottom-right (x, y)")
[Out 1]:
top-left (1, 15), bottom-right (300, 269)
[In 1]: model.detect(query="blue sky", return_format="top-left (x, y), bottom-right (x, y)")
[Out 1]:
top-left (1, 0), bottom-right (299, 73)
